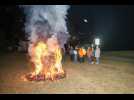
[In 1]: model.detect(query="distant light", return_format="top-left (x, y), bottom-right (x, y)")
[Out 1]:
top-left (95, 38), bottom-right (100, 45)
top-left (83, 19), bottom-right (88, 23)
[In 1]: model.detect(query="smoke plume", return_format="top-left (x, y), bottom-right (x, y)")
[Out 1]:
top-left (21, 5), bottom-right (70, 48)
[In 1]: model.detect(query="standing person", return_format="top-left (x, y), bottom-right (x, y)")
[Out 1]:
top-left (69, 46), bottom-right (74, 62)
top-left (91, 45), bottom-right (95, 64)
top-left (78, 47), bottom-right (83, 63)
top-left (82, 47), bottom-right (86, 62)
top-left (95, 46), bottom-right (101, 64)
top-left (73, 47), bottom-right (78, 63)
top-left (87, 47), bottom-right (93, 64)
top-left (78, 47), bottom-right (86, 63)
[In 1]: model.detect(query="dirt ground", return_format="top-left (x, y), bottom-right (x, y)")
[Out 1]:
top-left (0, 51), bottom-right (134, 94)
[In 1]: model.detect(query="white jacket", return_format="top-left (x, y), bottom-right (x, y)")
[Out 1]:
top-left (95, 48), bottom-right (100, 58)
top-left (73, 50), bottom-right (77, 55)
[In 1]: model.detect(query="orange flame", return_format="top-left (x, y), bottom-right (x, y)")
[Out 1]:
top-left (25, 37), bottom-right (65, 81)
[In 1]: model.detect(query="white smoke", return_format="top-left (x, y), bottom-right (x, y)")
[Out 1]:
top-left (21, 5), bottom-right (70, 48)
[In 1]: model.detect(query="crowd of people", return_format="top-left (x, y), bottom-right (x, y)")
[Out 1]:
top-left (62, 45), bottom-right (101, 64)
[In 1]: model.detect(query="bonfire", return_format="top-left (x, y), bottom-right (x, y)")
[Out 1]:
top-left (25, 36), bottom-right (65, 81)
top-left (21, 5), bottom-right (70, 81)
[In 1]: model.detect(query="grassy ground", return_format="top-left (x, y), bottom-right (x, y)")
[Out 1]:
top-left (0, 51), bottom-right (134, 94)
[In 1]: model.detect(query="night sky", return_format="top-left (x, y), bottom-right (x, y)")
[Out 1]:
top-left (0, 5), bottom-right (134, 51)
